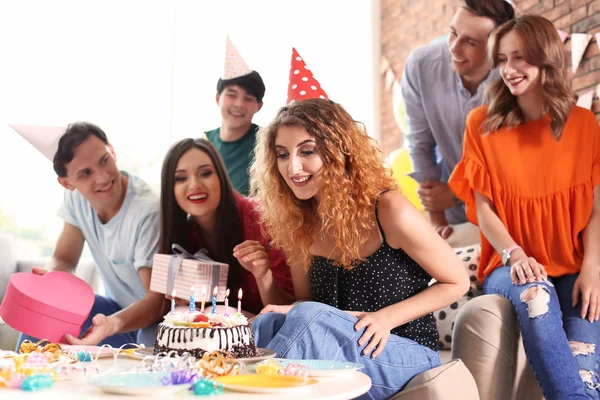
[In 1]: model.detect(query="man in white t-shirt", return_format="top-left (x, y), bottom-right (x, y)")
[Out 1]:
top-left (15, 122), bottom-right (166, 348)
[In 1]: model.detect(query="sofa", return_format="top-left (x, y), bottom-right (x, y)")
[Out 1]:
top-left (0, 231), bottom-right (103, 351)
top-left (452, 294), bottom-right (544, 400)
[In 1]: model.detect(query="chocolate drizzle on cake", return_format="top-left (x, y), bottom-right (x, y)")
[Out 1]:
top-left (153, 323), bottom-right (257, 359)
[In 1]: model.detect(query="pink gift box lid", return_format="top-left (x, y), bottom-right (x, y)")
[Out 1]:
top-left (0, 271), bottom-right (94, 342)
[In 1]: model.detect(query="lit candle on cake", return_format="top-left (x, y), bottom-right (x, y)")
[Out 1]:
top-left (237, 289), bottom-right (243, 314)
top-left (189, 286), bottom-right (195, 313)
top-left (200, 286), bottom-right (206, 313)
top-left (224, 288), bottom-right (230, 314)
top-left (212, 286), bottom-right (218, 314)
top-left (170, 289), bottom-right (176, 314)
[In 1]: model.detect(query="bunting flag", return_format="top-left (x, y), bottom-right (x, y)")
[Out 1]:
top-left (571, 33), bottom-right (593, 73)
top-left (385, 68), bottom-right (396, 90)
top-left (557, 29), bottom-right (570, 43)
top-left (380, 56), bottom-right (390, 75)
top-left (596, 33), bottom-right (600, 53)
top-left (576, 90), bottom-right (594, 110)
top-left (596, 83), bottom-right (600, 102)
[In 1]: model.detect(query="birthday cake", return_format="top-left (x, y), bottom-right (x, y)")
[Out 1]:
top-left (153, 311), bottom-right (256, 359)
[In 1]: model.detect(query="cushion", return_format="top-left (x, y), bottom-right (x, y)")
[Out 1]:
top-left (433, 244), bottom-right (481, 349)
top-left (390, 359), bottom-right (480, 400)
top-left (445, 221), bottom-right (480, 248)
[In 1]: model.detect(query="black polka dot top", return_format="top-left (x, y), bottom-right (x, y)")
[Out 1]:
top-left (309, 194), bottom-right (440, 351)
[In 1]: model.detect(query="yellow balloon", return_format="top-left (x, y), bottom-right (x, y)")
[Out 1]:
top-left (387, 148), bottom-right (423, 211)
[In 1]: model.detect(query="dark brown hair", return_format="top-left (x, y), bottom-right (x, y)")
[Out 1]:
top-left (459, 0), bottom-right (515, 27)
top-left (159, 138), bottom-right (244, 291)
top-left (53, 122), bottom-right (109, 177)
top-left (483, 15), bottom-right (575, 140)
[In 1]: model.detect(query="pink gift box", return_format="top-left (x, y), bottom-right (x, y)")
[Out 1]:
top-left (150, 253), bottom-right (229, 301)
top-left (0, 271), bottom-right (95, 343)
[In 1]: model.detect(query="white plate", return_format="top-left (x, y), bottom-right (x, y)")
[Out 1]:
top-left (255, 358), bottom-right (364, 377)
top-left (240, 347), bottom-right (277, 364)
top-left (88, 371), bottom-right (191, 396)
top-left (133, 347), bottom-right (276, 364)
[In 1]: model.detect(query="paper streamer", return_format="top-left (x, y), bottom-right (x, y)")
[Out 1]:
top-left (571, 33), bottom-right (593, 74)
top-left (576, 90), bottom-right (594, 110)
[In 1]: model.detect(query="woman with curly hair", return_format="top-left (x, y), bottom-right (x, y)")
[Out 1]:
top-left (250, 98), bottom-right (469, 400)
top-left (449, 15), bottom-right (600, 398)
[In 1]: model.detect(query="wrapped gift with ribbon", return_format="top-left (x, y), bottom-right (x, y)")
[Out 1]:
top-left (150, 244), bottom-right (229, 302)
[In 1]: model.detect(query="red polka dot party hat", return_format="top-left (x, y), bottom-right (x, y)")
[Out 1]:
top-left (287, 48), bottom-right (328, 104)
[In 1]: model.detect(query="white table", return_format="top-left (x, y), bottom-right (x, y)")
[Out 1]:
top-left (2, 356), bottom-right (372, 400)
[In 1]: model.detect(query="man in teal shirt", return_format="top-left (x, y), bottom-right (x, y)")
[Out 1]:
top-left (205, 60), bottom-right (265, 195)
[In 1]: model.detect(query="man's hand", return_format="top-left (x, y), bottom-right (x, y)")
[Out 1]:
top-left (31, 267), bottom-right (48, 275)
top-left (165, 294), bottom-right (190, 306)
top-left (65, 314), bottom-right (117, 346)
top-left (434, 225), bottom-right (454, 239)
top-left (428, 211), bottom-right (454, 239)
top-left (418, 181), bottom-right (456, 212)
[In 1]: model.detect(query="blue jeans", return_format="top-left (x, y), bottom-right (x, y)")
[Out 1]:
top-left (16, 294), bottom-right (158, 351)
top-left (252, 301), bottom-right (440, 400)
top-left (484, 266), bottom-right (600, 400)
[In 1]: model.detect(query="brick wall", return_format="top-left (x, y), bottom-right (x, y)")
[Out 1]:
top-left (380, 0), bottom-right (600, 155)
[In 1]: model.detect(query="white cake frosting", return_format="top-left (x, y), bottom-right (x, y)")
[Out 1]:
top-left (154, 311), bottom-right (256, 358)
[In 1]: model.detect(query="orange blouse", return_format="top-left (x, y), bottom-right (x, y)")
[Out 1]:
top-left (449, 105), bottom-right (600, 282)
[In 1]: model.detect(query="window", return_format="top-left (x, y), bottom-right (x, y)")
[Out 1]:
top-left (0, 0), bottom-right (378, 259)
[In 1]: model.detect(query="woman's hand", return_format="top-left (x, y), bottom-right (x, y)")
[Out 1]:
top-left (509, 252), bottom-right (547, 284)
top-left (347, 310), bottom-right (392, 358)
top-left (572, 264), bottom-right (600, 322)
top-left (233, 240), bottom-right (270, 279)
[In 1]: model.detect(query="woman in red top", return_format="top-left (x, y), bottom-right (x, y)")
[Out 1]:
top-left (159, 138), bottom-right (294, 315)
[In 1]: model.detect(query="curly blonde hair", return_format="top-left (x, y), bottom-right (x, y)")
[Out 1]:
top-left (250, 99), bottom-right (397, 270)
top-left (482, 15), bottom-right (575, 140)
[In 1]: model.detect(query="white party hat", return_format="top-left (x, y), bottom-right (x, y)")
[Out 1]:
top-left (223, 37), bottom-right (252, 79)
top-left (9, 124), bottom-right (66, 161)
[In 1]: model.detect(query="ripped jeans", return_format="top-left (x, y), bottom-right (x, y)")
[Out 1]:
top-left (484, 266), bottom-right (600, 400)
